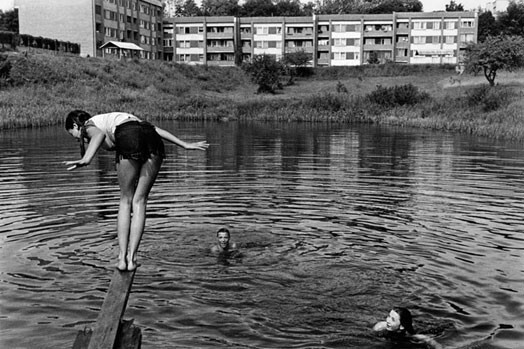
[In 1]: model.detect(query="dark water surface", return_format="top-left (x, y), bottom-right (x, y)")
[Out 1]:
top-left (0, 121), bottom-right (523, 349)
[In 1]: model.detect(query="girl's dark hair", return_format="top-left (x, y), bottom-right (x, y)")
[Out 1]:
top-left (65, 110), bottom-right (92, 130)
top-left (393, 307), bottom-right (415, 335)
top-left (216, 228), bottom-right (230, 237)
top-left (65, 110), bottom-right (92, 157)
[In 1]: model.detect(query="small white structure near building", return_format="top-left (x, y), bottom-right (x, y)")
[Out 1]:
top-left (99, 41), bottom-right (144, 59)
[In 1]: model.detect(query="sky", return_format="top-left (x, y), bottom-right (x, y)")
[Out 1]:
top-left (0, 0), bottom-right (487, 13)
top-left (0, 0), bottom-right (14, 12)
top-left (420, 0), bottom-right (485, 12)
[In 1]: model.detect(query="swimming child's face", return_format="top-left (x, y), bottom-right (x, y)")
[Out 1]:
top-left (217, 231), bottom-right (230, 249)
top-left (385, 309), bottom-right (402, 332)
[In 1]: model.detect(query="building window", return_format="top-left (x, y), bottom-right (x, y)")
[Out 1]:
top-left (461, 20), bottom-right (475, 28)
top-left (240, 27), bottom-right (252, 34)
top-left (444, 21), bottom-right (457, 29)
top-left (318, 25), bottom-right (329, 33)
top-left (425, 36), bottom-right (440, 44)
top-left (255, 26), bottom-right (268, 35)
top-left (444, 36), bottom-right (457, 44)
top-left (365, 24), bottom-right (392, 32)
top-left (396, 48), bottom-right (408, 57)
top-left (104, 10), bottom-right (116, 21)
top-left (459, 33), bottom-right (474, 42)
top-left (364, 37), bottom-right (391, 45)
top-left (254, 40), bottom-right (281, 49)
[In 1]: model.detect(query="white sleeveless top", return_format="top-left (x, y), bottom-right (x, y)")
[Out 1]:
top-left (85, 112), bottom-right (141, 149)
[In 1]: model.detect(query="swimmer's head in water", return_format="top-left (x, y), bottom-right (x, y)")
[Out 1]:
top-left (216, 228), bottom-right (231, 249)
top-left (387, 307), bottom-right (415, 334)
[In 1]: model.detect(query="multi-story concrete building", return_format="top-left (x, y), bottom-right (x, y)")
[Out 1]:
top-left (164, 11), bottom-right (477, 67)
top-left (17, 0), bottom-right (163, 59)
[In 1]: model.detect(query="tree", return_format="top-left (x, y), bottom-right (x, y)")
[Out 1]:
top-left (281, 50), bottom-right (312, 84)
top-left (274, 0), bottom-right (305, 16)
top-left (317, 0), bottom-right (360, 14)
top-left (201, 0), bottom-right (240, 16)
top-left (445, 0), bottom-right (464, 11)
top-left (302, 1), bottom-right (316, 15)
top-left (497, 1), bottom-right (524, 37)
top-left (477, 10), bottom-right (499, 42)
top-left (365, 0), bottom-right (423, 14)
top-left (241, 54), bottom-right (284, 93)
top-left (240, 0), bottom-right (276, 17)
top-left (179, 0), bottom-right (202, 16)
top-left (464, 35), bottom-right (524, 86)
top-left (0, 9), bottom-right (18, 33)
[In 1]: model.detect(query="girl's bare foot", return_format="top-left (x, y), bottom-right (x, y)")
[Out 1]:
top-left (127, 259), bottom-right (141, 271)
top-left (116, 258), bottom-right (127, 271)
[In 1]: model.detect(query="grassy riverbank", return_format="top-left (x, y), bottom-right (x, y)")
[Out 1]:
top-left (2, 52), bottom-right (524, 140)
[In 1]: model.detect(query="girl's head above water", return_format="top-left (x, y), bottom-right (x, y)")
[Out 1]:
top-left (382, 307), bottom-right (415, 335)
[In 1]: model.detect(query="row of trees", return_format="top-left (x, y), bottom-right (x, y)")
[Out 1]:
top-left (478, 1), bottom-right (524, 41)
top-left (172, 0), bottom-right (424, 18)
top-left (0, 9), bottom-right (18, 33)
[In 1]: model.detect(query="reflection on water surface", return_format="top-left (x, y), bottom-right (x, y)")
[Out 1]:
top-left (0, 121), bottom-right (523, 348)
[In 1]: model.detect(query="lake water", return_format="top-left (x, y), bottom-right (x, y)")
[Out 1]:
top-left (0, 121), bottom-right (523, 349)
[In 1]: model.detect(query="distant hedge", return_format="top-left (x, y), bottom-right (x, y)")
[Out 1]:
top-left (0, 31), bottom-right (80, 54)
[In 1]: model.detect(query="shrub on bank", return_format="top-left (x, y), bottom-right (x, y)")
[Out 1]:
top-left (466, 85), bottom-right (515, 112)
top-left (367, 83), bottom-right (430, 108)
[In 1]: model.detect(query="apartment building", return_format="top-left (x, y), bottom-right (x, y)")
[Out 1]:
top-left (165, 11), bottom-right (477, 67)
top-left (17, 0), bottom-right (163, 59)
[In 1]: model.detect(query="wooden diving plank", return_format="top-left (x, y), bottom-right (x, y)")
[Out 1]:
top-left (86, 269), bottom-right (136, 349)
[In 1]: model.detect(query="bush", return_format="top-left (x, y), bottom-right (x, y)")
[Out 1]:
top-left (466, 85), bottom-right (512, 112)
top-left (367, 83), bottom-right (430, 107)
top-left (241, 54), bottom-right (284, 93)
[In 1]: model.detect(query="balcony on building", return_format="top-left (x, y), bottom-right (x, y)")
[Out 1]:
top-left (240, 26), bottom-right (253, 39)
top-left (363, 23), bottom-right (394, 37)
top-left (206, 52), bottom-right (236, 66)
top-left (396, 22), bottom-right (410, 34)
top-left (317, 24), bottom-right (331, 38)
top-left (363, 36), bottom-right (393, 51)
top-left (206, 39), bottom-right (235, 53)
top-left (316, 51), bottom-right (330, 66)
top-left (206, 25), bottom-right (235, 39)
top-left (284, 39), bottom-right (314, 53)
top-left (285, 26), bottom-right (314, 39)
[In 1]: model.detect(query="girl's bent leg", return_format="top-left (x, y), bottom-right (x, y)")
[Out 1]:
top-left (127, 155), bottom-right (162, 271)
top-left (116, 159), bottom-right (141, 270)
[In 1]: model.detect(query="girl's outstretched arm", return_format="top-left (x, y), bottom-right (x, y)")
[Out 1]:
top-left (64, 128), bottom-right (106, 170)
top-left (155, 126), bottom-right (209, 150)
top-left (412, 334), bottom-right (443, 349)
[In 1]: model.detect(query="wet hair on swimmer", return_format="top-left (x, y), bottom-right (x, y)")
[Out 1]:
top-left (65, 110), bottom-right (92, 157)
top-left (216, 227), bottom-right (230, 237)
top-left (393, 307), bottom-right (415, 335)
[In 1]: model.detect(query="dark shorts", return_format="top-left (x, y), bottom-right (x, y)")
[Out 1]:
top-left (114, 121), bottom-right (165, 164)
